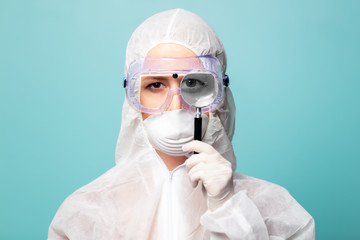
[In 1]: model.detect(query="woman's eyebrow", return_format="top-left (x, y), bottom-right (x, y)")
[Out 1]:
top-left (141, 76), bottom-right (170, 81)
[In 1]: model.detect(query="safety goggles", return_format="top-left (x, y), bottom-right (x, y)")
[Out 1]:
top-left (123, 56), bottom-right (229, 114)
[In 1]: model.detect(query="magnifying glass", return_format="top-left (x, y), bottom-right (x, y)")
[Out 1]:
top-left (180, 71), bottom-right (218, 142)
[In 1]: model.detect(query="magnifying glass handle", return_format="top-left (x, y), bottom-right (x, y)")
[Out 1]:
top-left (194, 108), bottom-right (202, 154)
top-left (194, 117), bottom-right (202, 154)
top-left (194, 117), bottom-right (202, 141)
top-left (194, 107), bottom-right (202, 141)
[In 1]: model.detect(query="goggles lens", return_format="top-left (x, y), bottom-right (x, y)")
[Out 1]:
top-left (140, 75), bottom-right (185, 110)
top-left (125, 56), bottom-right (225, 114)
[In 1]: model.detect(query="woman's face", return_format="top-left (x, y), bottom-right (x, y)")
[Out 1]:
top-left (141, 43), bottom-right (203, 120)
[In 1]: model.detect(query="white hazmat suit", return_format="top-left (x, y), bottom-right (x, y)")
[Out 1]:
top-left (48, 9), bottom-right (315, 240)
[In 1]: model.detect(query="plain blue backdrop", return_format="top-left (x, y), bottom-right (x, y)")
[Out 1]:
top-left (1, 0), bottom-right (359, 239)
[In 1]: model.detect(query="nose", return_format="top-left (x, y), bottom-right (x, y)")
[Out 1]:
top-left (168, 92), bottom-right (183, 110)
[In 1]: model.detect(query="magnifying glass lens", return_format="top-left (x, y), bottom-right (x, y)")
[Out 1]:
top-left (181, 72), bottom-right (218, 108)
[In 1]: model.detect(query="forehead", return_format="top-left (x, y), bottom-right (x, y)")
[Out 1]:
top-left (142, 57), bottom-right (203, 73)
top-left (146, 43), bottom-right (197, 58)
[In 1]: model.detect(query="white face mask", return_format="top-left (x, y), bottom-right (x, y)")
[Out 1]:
top-left (143, 109), bottom-right (209, 156)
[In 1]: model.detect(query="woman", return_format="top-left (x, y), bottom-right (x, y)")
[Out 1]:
top-left (48, 9), bottom-right (315, 239)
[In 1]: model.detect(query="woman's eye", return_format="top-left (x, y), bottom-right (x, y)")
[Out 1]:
top-left (146, 82), bottom-right (164, 89)
top-left (185, 79), bottom-right (205, 88)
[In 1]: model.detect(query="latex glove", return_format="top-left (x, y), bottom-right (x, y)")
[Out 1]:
top-left (182, 140), bottom-right (234, 211)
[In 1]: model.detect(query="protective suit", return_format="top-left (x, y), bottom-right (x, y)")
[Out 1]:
top-left (48, 9), bottom-right (315, 239)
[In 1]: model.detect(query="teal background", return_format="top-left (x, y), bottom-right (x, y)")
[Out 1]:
top-left (1, 0), bottom-right (359, 239)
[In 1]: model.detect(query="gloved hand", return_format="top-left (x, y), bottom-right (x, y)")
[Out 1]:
top-left (182, 140), bottom-right (234, 211)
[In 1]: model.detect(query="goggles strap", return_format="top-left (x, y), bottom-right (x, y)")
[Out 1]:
top-left (223, 75), bottom-right (230, 87)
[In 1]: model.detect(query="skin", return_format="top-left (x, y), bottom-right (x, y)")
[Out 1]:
top-left (142, 43), bottom-right (209, 171)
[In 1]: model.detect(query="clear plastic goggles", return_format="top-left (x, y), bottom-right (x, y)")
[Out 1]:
top-left (124, 56), bottom-right (228, 114)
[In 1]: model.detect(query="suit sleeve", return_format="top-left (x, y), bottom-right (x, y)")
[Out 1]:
top-left (200, 177), bottom-right (315, 240)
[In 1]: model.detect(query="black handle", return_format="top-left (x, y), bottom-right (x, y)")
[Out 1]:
top-left (194, 117), bottom-right (202, 154)
top-left (194, 117), bottom-right (202, 141)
